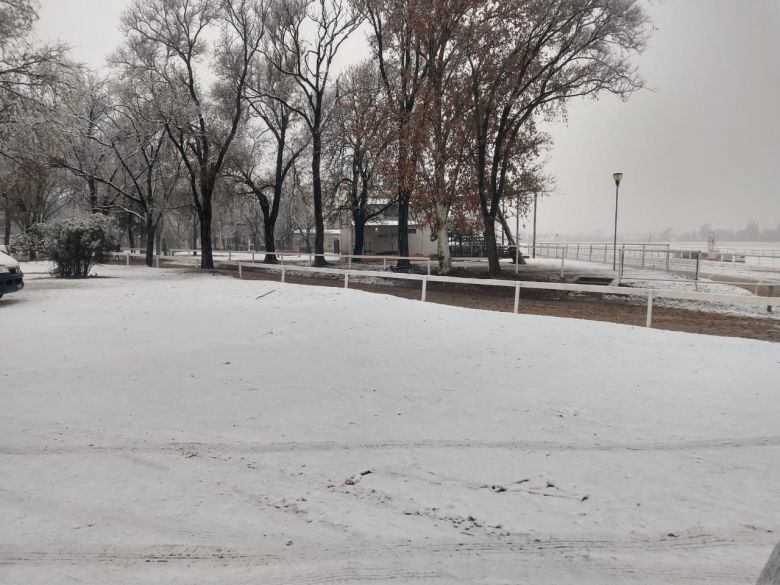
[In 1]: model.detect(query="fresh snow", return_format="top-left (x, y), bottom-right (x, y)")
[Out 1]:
top-left (1, 265), bottom-right (779, 584)
top-left (519, 257), bottom-right (780, 320)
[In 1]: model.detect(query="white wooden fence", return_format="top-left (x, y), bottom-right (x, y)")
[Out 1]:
top-left (114, 251), bottom-right (778, 328)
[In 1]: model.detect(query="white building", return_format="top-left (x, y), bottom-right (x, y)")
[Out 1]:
top-left (340, 220), bottom-right (438, 257)
top-left (290, 229), bottom-right (343, 253)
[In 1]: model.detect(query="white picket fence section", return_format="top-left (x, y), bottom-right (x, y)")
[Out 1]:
top-left (114, 251), bottom-right (778, 328)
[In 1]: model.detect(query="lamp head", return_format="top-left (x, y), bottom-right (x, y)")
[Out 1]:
top-left (613, 172), bottom-right (623, 186)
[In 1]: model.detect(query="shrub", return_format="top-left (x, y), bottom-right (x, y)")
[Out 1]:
top-left (13, 225), bottom-right (46, 261)
top-left (41, 215), bottom-right (118, 278)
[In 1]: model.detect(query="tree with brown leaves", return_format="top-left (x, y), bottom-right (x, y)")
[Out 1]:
top-left (462, 0), bottom-right (650, 273)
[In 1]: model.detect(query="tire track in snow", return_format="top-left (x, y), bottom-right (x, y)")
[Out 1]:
top-left (0, 532), bottom-right (774, 565)
top-left (2, 435), bottom-right (780, 456)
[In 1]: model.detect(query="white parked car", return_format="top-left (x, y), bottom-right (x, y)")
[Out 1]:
top-left (0, 249), bottom-right (24, 299)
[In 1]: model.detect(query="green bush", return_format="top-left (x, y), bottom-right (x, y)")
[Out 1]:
top-left (41, 215), bottom-right (118, 278)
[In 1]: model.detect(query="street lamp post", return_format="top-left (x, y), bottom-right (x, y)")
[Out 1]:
top-left (612, 172), bottom-right (623, 271)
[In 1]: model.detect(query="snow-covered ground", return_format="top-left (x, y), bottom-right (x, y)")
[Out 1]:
top-left (617, 273), bottom-right (780, 321)
top-left (515, 257), bottom-right (779, 320)
top-left (1, 265), bottom-right (779, 584)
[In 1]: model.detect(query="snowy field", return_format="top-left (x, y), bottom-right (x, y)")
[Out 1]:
top-left (511, 257), bottom-right (779, 321)
top-left (529, 244), bottom-right (780, 284)
top-left (1, 265), bottom-right (779, 584)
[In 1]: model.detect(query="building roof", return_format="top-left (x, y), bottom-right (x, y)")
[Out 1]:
top-left (349, 220), bottom-right (421, 227)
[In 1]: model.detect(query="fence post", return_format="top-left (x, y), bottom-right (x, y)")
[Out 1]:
top-left (344, 271), bottom-right (349, 289)
top-left (695, 252), bottom-right (700, 281)
top-left (589, 244), bottom-right (593, 262)
top-left (155, 255), bottom-right (160, 268)
top-left (252, 251), bottom-right (255, 262)
top-left (383, 258), bottom-right (387, 270)
top-left (665, 249), bottom-right (670, 272)
top-left (576, 244), bottom-right (580, 260)
top-left (421, 276), bottom-right (428, 302)
top-left (560, 252), bottom-right (565, 279)
top-left (514, 282), bottom-right (520, 314)
top-left (646, 290), bottom-right (653, 328)
top-left (641, 244), bottom-right (646, 268)
top-left (126, 253), bottom-right (130, 266)
top-left (281, 254), bottom-right (286, 283)
top-left (238, 262), bottom-right (242, 279)
top-left (348, 255), bottom-right (352, 270)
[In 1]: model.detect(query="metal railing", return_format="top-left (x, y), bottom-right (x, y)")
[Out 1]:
top-left (531, 242), bottom-right (780, 280)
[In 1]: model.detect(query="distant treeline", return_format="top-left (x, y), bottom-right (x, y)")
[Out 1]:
top-left (675, 221), bottom-right (780, 243)
top-left (537, 220), bottom-right (780, 244)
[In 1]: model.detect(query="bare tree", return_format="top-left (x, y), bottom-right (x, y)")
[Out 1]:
top-left (118, 0), bottom-right (268, 268)
top-left (0, 0), bottom-right (69, 111)
top-left (53, 78), bottom-right (184, 266)
top-left (48, 73), bottom-right (122, 214)
top-left (462, 0), bottom-right (649, 274)
top-left (3, 158), bottom-right (70, 258)
top-left (231, 54), bottom-right (309, 263)
top-left (1, 0), bottom-right (72, 183)
top-left (264, 0), bottom-right (362, 266)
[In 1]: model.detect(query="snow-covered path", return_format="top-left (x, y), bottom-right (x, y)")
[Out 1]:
top-left (1, 266), bottom-right (778, 584)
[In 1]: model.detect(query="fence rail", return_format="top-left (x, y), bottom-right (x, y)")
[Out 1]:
top-left (113, 251), bottom-right (778, 328)
top-left (532, 242), bottom-right (780, 273)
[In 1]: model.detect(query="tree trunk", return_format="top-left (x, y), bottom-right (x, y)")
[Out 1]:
top-left (395, 107), bottom-right (413, 269)
top-left (144, 216), bottom-right (155, 267)
top-left (497, 207), bottom-right (515, 246)
top-left (352, 214), bottom-right (366, 258)
top-left (435, 203), bottom-right (452, 275)
top-left (312, 126), bottom-right (327, 267)
top-left (24, 222), bottom-right (37, 260)
top-left (155, 221), bottom-right (163, 257)
top-left (483, 215), bottom-right (501, 275)
top-left (262, 211), bottom-right (277, 264)
top-left (396, 193), bottom-right (411, 267)
top-left (3, 194), bottom-right (11, 247)
top-left (191, 210), bottom-right (198, 253)
top-left (199, 196), bottom-right (214, 269)
top-left (87, 177), bottom-right (98, 213)
top-left (127, 221), bottom-right (136, 253)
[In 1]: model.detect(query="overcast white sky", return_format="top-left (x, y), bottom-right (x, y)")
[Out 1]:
top-left (35, 0), bottom-right (780, 238)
